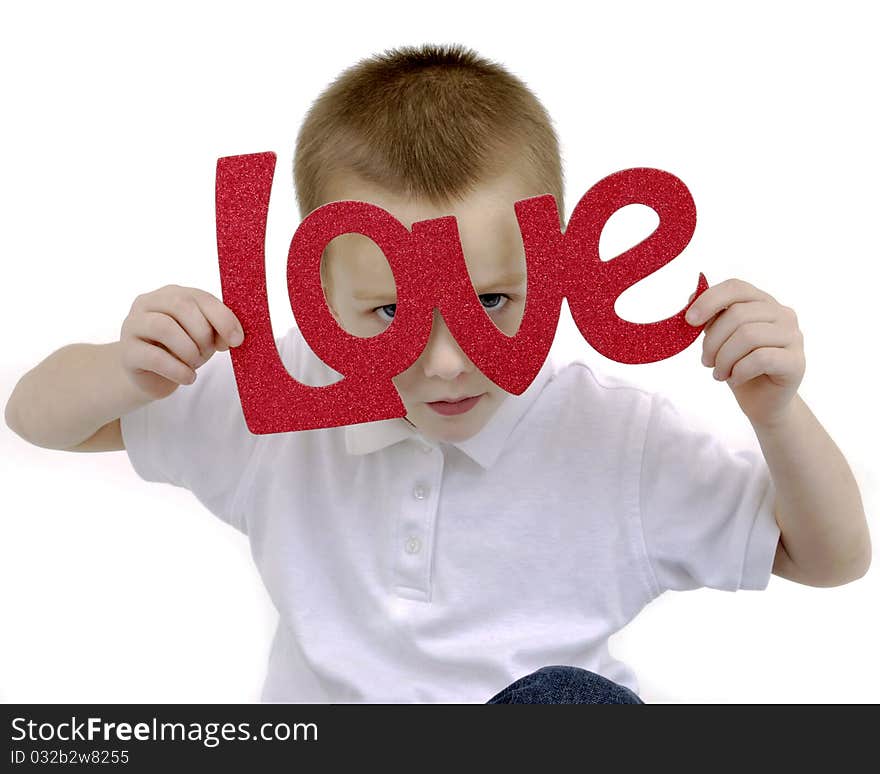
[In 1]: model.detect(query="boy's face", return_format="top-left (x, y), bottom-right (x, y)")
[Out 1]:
top-left (320, 167), bottom-right (542, 444)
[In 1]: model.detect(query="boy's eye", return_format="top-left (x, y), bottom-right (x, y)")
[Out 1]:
top-left (373, 293), bottom-right (510, 323)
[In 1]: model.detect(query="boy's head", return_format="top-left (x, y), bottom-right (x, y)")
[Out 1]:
top-left (293, 43), bottom-right (564, 444)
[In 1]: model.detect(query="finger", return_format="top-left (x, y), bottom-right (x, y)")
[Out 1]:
top-left (140, 291), bottom-right (218, 359)
top-left (700, 300), bottom-right (780, 367)
top-left (190, 289), bottom-right (244, 348)
top-left (129, 311), bottom-right (203, 369)
top-left (214, 331), bottom-right (230, 352)
top-left (127, 338), bottom-right (197, 385)
top-left (713, 324), bottom-right (797, 381)
top-left (726, 347), bottom-right (794, 389)
top-left (687, 278), bottom-right (777, 326)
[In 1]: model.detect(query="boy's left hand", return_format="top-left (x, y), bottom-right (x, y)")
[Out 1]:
top-left (685, 278), bottom-right (805, 429)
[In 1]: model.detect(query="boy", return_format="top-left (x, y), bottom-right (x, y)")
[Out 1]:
top-left (5, 43), bottom-right (870, 703)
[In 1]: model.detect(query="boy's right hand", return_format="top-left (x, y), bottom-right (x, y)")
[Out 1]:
top-left (119, 285), bottom-right (244, 401)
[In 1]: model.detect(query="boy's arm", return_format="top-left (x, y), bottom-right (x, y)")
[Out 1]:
top-left (5, 285), bottom-right (243, 453)
top-left (686, 278), bottom-right (870, 588)
top-left (69, 417), bottom-right (123, 452)
top-left (6, 341), bottom-right (146, 451)
top-left (756, 394), bottom-right (870, 587)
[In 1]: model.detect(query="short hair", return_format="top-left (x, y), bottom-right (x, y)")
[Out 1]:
top-left (293, 42), bottom-right (565, 223)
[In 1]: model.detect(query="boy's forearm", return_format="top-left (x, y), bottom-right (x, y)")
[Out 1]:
top-left (751, 394), bottom-right (871, 586)
top-left (6, 342), bottom-right (151, 449)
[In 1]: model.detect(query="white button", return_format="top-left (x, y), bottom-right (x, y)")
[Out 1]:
top-left (413, 483), bottom-right (428, 500)
top-left (405, 537), bottom-right (422, 554)
top-left (420, 443), bottom-right (432, 454)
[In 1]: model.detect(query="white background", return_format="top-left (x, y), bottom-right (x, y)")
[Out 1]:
top-left (1, 0), bottom-right (877, 703)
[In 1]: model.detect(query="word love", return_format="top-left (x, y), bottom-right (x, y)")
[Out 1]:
top-left (216, 151), bottom-right (707, 434)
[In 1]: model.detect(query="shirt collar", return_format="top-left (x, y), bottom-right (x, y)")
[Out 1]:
top-left (344, 356), bottom-right (555, 470)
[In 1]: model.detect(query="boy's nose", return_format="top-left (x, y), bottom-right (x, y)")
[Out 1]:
top-left (420, 309), bottom-right (472, 380)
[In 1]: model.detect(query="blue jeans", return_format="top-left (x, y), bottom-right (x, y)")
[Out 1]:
top-left (486, 665), bottom-right (645, 704)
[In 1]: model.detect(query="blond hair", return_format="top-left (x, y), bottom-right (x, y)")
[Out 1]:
top-left (293, 42), bottom-right (565, 222)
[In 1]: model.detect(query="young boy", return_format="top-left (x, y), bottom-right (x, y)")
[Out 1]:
top-left (5, 43), bottom-right (870, 703)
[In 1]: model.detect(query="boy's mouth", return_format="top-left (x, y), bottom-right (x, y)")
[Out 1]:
top-left (426, 394), bottom-right (484, 416)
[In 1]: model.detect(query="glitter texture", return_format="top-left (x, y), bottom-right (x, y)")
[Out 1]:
top-left (216, 153), bottom-right (706, 434)
top-left (564, 167), bottom-right (706, 363)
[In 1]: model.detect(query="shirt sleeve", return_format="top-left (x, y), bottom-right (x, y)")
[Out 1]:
top-left (638, 391), bottom-right (780, 594)
top-left (119, 338), bottom-right (280, 535)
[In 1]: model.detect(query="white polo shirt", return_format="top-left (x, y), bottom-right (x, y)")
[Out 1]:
top-left (120, 323), bottom-right (780, 703)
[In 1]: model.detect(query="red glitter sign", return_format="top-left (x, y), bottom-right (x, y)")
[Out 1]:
top-left (216, 151), bottom-right (707, 433)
